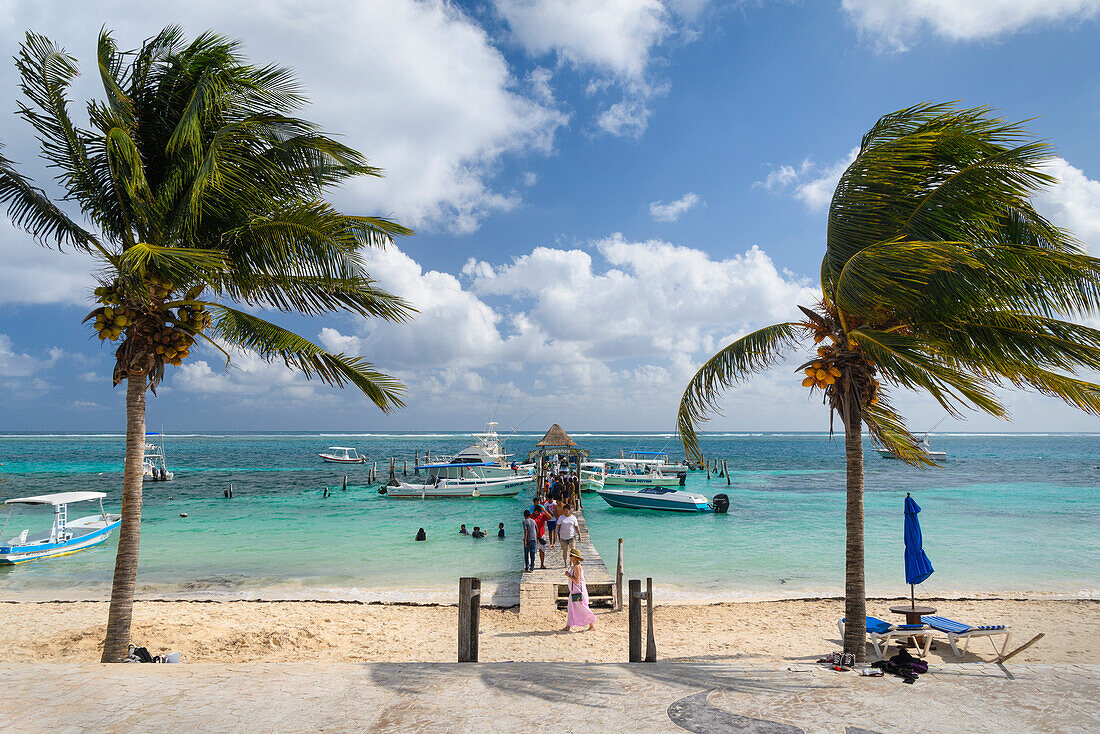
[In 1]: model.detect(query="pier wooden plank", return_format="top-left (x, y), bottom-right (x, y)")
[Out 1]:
top-left (519, 509), bottom-right (611, 612)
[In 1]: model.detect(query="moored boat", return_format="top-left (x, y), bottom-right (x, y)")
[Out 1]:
top-left (1, 492), bottom-right (121, 564)
top-left (318, 446), bottom-right (366, 464)
top-left (579, 461), bottom-right (606, 492)
top-left (595, 486), bottom-right (711, 512)
top-left (381, 463), bottom-right (534, 498)
top-left (877, 436), bottom-right (946, 461)
top-left (143, 432), bottom-right (174, 481)
top-left (600, 458), bottom-right (686, 488)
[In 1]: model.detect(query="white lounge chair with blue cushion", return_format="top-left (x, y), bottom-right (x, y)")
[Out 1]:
top-left (838, 616), bottom-right (932, 660)
top-left (924, 615), bottom-right (1012, 658)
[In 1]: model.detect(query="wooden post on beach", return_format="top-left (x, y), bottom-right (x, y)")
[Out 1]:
top-left (614, 539), bottom-right (624, 611)
top-left (628, 578), bottom-right (642, 662)
top-left (458, 577), bottom-right (481, 662)
top-left (645, 577), bottom-right (656, 662)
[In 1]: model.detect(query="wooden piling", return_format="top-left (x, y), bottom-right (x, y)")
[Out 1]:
top-left (458, 577), bottom-right (481, 662)
top-left (706, 460), bottom-right (711, 481)
top-left (615, 539), bottom-right (624, 611)
top-left (645, 577), bottom-right (656, 662)
top-left (628, 578), bottom-right (642, 662)
top-left (724, 460), bottom-right (731, 486)
top-left (403, 460), bottom-right (407, 476)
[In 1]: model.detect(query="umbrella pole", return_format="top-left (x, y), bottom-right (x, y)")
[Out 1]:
top-left (911, 583), bottom-right (915, 609)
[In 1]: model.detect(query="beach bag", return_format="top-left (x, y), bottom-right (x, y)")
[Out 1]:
top-left (125, 645), bottom-right (155, 663)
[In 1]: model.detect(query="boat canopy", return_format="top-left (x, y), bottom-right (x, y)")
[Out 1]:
top-left (419, 462), bottom-right (499, 470)
top-left (325, 446), bottom-right (357, 451)
top-left (5, 491), bottom-right (107, 506)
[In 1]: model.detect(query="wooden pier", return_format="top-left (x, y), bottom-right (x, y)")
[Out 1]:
top-left (518, 508), bottom-right (614, 613)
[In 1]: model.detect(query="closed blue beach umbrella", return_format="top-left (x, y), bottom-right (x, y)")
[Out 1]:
top-left (904, 493), bottom-right (934, 608)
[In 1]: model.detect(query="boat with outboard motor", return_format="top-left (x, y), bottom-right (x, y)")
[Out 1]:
top-left (595, 485), bottom-right (712, 512)
top-left (318, 446), bottom-right (367, 464)
top-left (599, 458), bottom-right (686, 488)
top-left (1, 492), bottom-right (121, 564)
top-left (877, 435), bottom-right (946, 461)
top-left (380, 461), bottom-right (535, 498)
top-left (579, 461), bottom-right (606, 492)
top-left (143, 433), bottom-right (174, 481)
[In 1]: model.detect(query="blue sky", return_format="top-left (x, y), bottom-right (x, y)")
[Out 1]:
top-left (2, 0), bottom-right (1100, 432)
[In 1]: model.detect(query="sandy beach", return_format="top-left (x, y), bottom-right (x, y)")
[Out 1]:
top-left (2, 597), bottom-right (1094, 664)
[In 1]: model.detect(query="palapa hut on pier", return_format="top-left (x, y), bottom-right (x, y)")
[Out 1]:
top-left (527, 424), bottom-right (588, 507)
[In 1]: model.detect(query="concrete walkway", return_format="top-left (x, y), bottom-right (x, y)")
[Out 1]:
top-left (3, 662), bottom-right (1095, 733)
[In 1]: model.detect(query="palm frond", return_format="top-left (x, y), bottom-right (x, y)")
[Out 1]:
top-left (209, 305), bottom-right (405, 412)
top-left (861, 388), bottom-right (937, 467)
top-left (214, 273), bottom-right (413, 321)
top-left (678, 322), bottom-right (801, 462)
top-left (0, 143), bottom-right (103, 253)
top-left (847, 327), bottom-right (1006, 419)
top-left (116, 242), bottom-right (227, 286)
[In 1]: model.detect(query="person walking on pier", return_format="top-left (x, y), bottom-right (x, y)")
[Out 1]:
top-left (563, 547), bottom-right (596, 632)
top-left (522, 510), bottom-right (537, 572)
top-left (556, 504), bottom-right (579, 566)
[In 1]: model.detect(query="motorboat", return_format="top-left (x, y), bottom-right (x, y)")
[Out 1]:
top-left (621, 450), bottom-right (689, 476)
top-left (600, 458), bottom-right (686, 488)
top-left (450, 421), bottom-right (512, 465)
top-left (579, 462), bottom-right (606, 492)
top-left (595, 486), bottom-right (711, 513)
top-left (1, 492), bottom-right (121, 564)
top-left (143, 433), bottom-right (174, 481)
top-left (381, 462), bottom-right (534, 498)
top-left (318, 446), bottom-right (366, 464)
top-left (877, 436), bottom-right (946, 461)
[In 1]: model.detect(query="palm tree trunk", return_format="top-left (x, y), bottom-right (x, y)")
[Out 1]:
top-left (841, 393), bottom-right (867, 661)
top-left (101, 374), bottom-right (146, 662)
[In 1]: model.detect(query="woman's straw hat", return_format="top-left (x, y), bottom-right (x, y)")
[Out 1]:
top-left (569, 548), bottom-right (584, 562)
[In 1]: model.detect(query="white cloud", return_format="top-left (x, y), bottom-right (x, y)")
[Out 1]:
top-left (843, 0), bottom-right (1100, 50)
top-left (494, 0), bottom-right (694, 137)
top-left (0, 219), bottom-right (97, 306)
top-left (0, 1), bottom-right (568, 237)
top-left (758, 148), bottom-right (858, 212)
top-left (0, 334), bottom-right (62, 377)
top-left (649, 192), bottom-right (702, 222)
top-left (173, 351), bottom-right (338, 406)
top-left (495, 0), bottom-right (671, 79)
top-left (1034, 157), bottom-right (1100, 255)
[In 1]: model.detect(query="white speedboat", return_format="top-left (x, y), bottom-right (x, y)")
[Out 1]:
top-left (600, 458), bottom-right (686, 488)
top-left (318, 446), bottom-right (366, 464)
top-left (381, 463), bottom-right (534, 498)
top-left (621, 450), bottom-right (689, 476)
top-left (877, 436), bottom-right (946, 461)
top-left (143, 433), bottom-right (174, 481)
top-left (579, 462), bottom-right (606, 492)
top-left (1, 492), bottom-right (121, 564)
top-left (596, 486), bottom-right (711, 513)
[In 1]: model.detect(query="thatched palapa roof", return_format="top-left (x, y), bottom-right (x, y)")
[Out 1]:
top-left (536, 423), bottom-right (577, 448)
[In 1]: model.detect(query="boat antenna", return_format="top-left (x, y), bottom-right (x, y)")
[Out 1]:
top-left (926, 415), bottom-right (949, 435)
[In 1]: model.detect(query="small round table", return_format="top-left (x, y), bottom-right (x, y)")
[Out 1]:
top-left (889, 604), bottom-right (936, 648)
top-left (889, 604), bottom-right (936, 625)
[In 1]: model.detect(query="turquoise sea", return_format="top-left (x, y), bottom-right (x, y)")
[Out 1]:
top-left (1, 432), bottom-right (1098, 604)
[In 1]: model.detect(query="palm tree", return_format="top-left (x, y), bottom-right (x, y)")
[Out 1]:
top-left (677, 103), bottom-right (1100, 660)
top-left (0, 28), bottom-right (414, 662)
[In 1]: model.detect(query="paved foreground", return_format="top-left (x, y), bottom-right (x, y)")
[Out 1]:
top-left (2, 662), bottom-right (1095, 733)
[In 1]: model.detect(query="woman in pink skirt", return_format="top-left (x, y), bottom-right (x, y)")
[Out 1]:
top-left (563, 547), bottom-right (596, 632)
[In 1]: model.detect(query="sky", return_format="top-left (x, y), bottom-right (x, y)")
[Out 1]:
top-left (2, 0), bottom-right (1100, 433)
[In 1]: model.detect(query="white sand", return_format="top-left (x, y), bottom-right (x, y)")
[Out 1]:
top-left (0, 598), bottom-right (1093, 664)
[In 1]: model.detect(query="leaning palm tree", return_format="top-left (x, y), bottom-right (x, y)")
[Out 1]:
top-left (0, 28), bottom-right (413, 662)
top-left (678, 103), bottom-right (1100, 660)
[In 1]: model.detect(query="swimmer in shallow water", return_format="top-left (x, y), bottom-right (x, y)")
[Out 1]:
top-left (471, 526), bottom-right (485, 538)
top-left (415, 528), bottom-right (426, 541)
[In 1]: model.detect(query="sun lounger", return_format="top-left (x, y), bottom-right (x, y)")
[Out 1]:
top-left (838, 616), bottom-right (932, 660)
top-left (924, 615), bottom-right (1012, 658)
